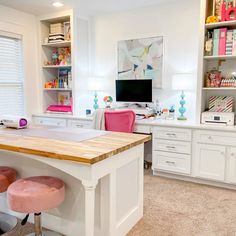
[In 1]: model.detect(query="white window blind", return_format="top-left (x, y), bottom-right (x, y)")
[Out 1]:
top-left (0, 34), bottom-right (24, 116)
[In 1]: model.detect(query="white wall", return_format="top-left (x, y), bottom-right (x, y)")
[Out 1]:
top-left (0, 5), bottom-right (40, 117)
top-left (90, 0), bottom-right (200, 121)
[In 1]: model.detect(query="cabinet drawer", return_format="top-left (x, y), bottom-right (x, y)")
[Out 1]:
top-left (134, 124), bottom-right (151, 134)
top-left (195, 130), bottom-right (236, 146)
top-left (152, 151), bottom-right (191, 175)
top-left (67, 119), bottom-right (92, 129)
top-left (153, 127), bottom-right (191, 141)
top-left (153, 139), bottom-right (191, 154)
top-left (33, 117), bottom-right (66, 127)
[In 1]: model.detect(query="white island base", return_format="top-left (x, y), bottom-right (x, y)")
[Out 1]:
top-left (0, 144), bottom-right (144, 236)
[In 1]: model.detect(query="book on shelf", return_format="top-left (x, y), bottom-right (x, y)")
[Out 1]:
top-left (226, 30), bottom-right (234, 55)
top-left (232, 29), bottom-right (236, 55)
top-left (219, 28), bottom-right (227, 55)
top-left (213, 29), bottom-right (220, 56)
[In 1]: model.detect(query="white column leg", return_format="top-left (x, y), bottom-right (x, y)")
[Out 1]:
top-left (82, 180), bottom-right (98, 236)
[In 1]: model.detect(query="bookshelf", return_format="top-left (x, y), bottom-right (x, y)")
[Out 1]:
top-left (197, 0), bottom-right (236, 121)
top-left (37, 10), bottom-right (89, 116)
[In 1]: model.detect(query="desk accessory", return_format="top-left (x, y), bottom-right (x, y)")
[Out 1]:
top-left (201, 111), bottom-right (235, 126)
top-left (1, 116), bottom-right (29, 129)
top-left (172, 73), bottom-right (194, 120)
top-left (103, 96), bottom-right (113, 108)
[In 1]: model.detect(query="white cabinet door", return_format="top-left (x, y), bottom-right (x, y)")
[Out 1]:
top-left (195, 144), bottom-right (226, 181)
top-left (228, 147), bottom-right (236, 184)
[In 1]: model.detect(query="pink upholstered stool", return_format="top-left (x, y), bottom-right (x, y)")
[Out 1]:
top-left (0, 166), bottom-right (17, 234)
top-left (7, 176), bottom-right (65, 236)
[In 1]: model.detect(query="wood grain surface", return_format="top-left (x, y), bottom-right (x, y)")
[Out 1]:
top-left (0, 126), bottom-right (151, 164)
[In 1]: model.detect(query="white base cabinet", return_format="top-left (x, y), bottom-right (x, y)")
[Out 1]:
top-left (194, 144), bottom-right (226, 181)
top-left (227, 147), bottom-right (236, 184)
top-left (33, 114), bottom-right (236, 189)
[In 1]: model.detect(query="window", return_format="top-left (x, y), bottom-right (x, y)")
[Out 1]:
top-left (0, 33), bottom-right (24, 116)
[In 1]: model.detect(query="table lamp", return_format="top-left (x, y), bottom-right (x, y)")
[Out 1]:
top-left (172, 73), bottom-right (194, 120)
top-left (88, 77), bottom-right (104, 110)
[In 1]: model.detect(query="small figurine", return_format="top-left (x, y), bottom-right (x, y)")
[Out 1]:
top-left (103, 96), bottom-right (113, 108)
top-left (206, 15), bottom-right (219, 24)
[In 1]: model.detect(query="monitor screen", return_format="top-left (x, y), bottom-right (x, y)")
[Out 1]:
top-left (116, 79), bottom-right (152, 103)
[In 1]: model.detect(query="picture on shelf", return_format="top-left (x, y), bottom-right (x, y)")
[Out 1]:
top-left (44, 47), bottom-right (71, 66)
top-left (64, 21), bottom-right (71, 41)
top-left (58, 91), bottom-right (71, 106)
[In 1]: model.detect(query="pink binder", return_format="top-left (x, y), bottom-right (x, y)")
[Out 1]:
top-left (219, 28), bottom-right (227, 55)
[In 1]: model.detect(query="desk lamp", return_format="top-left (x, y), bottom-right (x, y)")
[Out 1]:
top-left (88, 77), bottom-right (104, 110)
top-left (172, 73), bottom-right (194, 120)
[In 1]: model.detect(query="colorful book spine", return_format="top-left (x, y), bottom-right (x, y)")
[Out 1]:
top-left (232, 29), bottom-right (236, 55)
top-left (226, 30), bottom-right (233, 55)
top-left (219, 28), bottom-right (227, 55)
top-left (213, 29), bottom-right (220, 56)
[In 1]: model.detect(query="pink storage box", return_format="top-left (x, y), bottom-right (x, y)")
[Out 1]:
top-left (46, 105), bottom-right (72, 113)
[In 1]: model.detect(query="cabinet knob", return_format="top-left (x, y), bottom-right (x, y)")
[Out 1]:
top-left (208, 136), bottom-right (212, 140)
top-left (231, 153), bottom-right (235, 156)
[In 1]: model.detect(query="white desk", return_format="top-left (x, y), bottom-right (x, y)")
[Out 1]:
top-left (32, 114), bottom-right (236, 190)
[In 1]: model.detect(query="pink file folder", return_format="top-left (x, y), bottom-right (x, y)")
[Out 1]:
top-left (219, 28), bottom-right (227, 55)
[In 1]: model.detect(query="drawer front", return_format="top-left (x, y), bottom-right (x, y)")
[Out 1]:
top-left (153, 127), bottom-right (192, 141)
top-left (134, 124), bottom-right (151, 134)
top-left (153, 139), bottom-right (191, 154)
top-left (67, 119), bottom-right (92, 129)
top-left (152, 151), bottom-right (191, 175)
top-left (195, 130), bottom-right (236, 146)
top-left (33, 117), bottom-right (66, 127)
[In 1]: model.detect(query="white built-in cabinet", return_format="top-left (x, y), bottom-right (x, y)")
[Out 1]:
top-left (33, 114), bottom-right (236, 189)
top-left (228, 147), bottom-right (236, 184)
top-left (194, 144), bottom-right (226, 181)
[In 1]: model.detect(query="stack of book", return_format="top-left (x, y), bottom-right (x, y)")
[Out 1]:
top-left (49, 23), bottom-right (64, 43)
top-left (206, 28), bottom-right (236, 56)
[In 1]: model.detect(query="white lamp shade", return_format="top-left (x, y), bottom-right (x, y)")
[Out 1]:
top-left (172, 73), bottom-right (194, 91)
top-left (88, 77), bottom-right (104, 91)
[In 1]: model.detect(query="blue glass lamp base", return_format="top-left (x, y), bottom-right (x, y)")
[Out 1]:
top-left (178, 91), bottom-right (187, 120)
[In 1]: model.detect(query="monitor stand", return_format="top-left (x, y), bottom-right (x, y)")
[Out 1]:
top-left (116, 103), bottom-right (149, 115)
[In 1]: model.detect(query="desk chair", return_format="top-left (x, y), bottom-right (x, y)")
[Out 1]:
top-left (0, 166), bottom-right (17, 234)
top-left (105, 110), bottom-right (136, 133)
top-left (7, 176), bottom-right (65, 236)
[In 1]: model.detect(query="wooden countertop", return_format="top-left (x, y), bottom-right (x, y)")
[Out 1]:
top-left (0, 126), bottom-right (150, 164)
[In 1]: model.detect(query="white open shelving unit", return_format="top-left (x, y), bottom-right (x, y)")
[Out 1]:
top-left (197, 0), bottom-right (236, 120)
top-left (37, 10), bottom-right (89, 116)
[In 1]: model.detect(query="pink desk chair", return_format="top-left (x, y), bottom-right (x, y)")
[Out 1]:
top-left (0, 166), bottom-right (17, 234)
top-left (7, 176), bottom-right (65, 236)
top-left (105, 109), bottom-right (136, 133)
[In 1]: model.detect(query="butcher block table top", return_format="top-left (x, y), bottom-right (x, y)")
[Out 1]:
top-left (0, 126), bottom-right (151, 164)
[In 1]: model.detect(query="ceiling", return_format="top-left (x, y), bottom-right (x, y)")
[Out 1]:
top-left (0, 0), bottom-right (175, 16)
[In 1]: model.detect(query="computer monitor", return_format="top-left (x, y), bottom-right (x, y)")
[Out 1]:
top-left (116, 79), bottom-right (152, 103)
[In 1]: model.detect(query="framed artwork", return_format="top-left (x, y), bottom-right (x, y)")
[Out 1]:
top-left (118, 36), bottom-right (163, 87)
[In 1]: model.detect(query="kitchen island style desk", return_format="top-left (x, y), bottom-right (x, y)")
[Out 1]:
top-left (0, 126), bottom-right (150, 236)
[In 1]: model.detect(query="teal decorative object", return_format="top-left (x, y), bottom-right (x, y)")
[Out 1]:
top-left (177, 91), bottom-right (187, 120)
top-left (93, 91), bottom-right (99, 110)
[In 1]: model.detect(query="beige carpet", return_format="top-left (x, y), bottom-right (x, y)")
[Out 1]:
top-left (128, 170), bottom-right (236, 236)
top-left (3, 170), bottom-right (236, 236)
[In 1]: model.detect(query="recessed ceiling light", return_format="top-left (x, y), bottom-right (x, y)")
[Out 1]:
top-left (52, 2), bottom-right (64, 7)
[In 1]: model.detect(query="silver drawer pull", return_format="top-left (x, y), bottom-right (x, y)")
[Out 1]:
top-left (166, 146), bottom-right (176, 149)
top-left (166, 161), bottom-right (176, 165)
top-left (76, 124), bottom-right (83, 128)
top-left (166, 133), bottom-right (176, 136)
